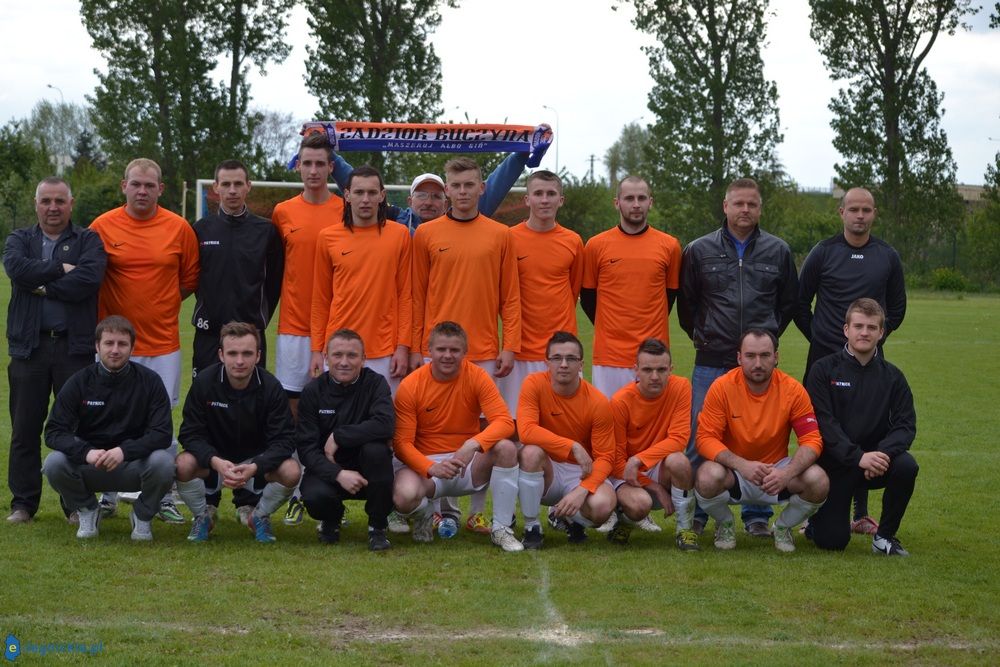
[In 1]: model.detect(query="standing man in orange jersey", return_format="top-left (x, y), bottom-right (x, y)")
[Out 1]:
top-left (271, 133), bottom-right (345, 527)
top-left (89, 158), bottom-right (199, 524)
top-left (581, 176), bottom-right (682, 400)
top-left (410, 156), bottom-right (521, 377)
top-left (310, 165), bottom-right (411, 395)
top-left (499, 170), bottom-right (583, 417)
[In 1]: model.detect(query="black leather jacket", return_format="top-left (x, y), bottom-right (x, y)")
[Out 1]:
top-left (677, 222), bottom-right (798, 368)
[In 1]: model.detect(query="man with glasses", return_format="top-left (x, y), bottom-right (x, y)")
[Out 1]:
top-left (515, 331), bottom-right (617, 549)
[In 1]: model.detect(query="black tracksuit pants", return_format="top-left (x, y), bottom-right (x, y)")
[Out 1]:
top-left (300, 441), bottom-right (393, 530)
top-left (811, 452), bottom-right (919, 550)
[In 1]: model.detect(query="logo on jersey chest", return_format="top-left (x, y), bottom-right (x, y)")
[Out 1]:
top-left (831, 380), bottom-right (852, 388)
top-left (319, 409), bottom-right (336, 415)
top-left (850, 254), bottom-right (864, 260)
top-left (200, 241), bottom-right (221, 246)
top-left (208, 401), bottom-right (229, 409)
top-left (82, 400), bottom-right (105, 407)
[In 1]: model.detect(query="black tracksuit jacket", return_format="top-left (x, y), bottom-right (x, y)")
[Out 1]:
top-left (44, 362), bottom-right (173, 464)
top-left (805, 348), bottom-right (916, 471)
top-left (296, 368), bottom-right (395, 485)
top-left (178, 363), bottom-right (294, 474)
top-left (191, 209), bottom-right (283, 334)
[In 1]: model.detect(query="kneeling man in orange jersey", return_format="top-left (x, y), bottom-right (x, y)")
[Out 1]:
top-left (694, 330), bottom-right (828, 552)
top-left (608, 338), bottom-right (697, 549)
top-left (516, 332), bottom-right (616, 549)
top-left (391, 322), bottom-right (522, 552)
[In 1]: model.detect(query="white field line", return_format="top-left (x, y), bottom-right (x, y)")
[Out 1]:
top-left (7, 614), bottom-right (997, 652)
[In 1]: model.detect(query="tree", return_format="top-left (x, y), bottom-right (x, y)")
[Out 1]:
top-left (808, 0), bottom-right (975, 271)
top-left (82, 0), bottom-right (293, 215)
top-left (23, 100), bottom-right (96, 175)
top-left (251, 108), bottom-right (303, 181)
top-left (604, 122), bottom-right (650, 185)
top-left (303, 0), bottom-right (457, 178)
top-left (0, 121), bottom-right (53, 235)
top-left (629, 0), bottom-right (783, 239)
top-left (72, 131), bottom-right (107, 172)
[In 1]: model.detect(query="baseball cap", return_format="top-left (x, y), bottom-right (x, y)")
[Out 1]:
top-left (410, 173), bottom-right (445, 195)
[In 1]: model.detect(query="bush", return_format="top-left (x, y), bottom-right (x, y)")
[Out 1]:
top-left (930, 267), bottom-right (969, 292)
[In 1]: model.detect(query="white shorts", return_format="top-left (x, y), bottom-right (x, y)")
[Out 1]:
top-left (541, 460), bottom-right (611, 506)
top-left (609, 460), bottom-right (664, 491)
top-left (393, 453), bottom-right (487, 499)
top-left (591, 365), bottom-right (635, 400)
top-left (365, 355), bottom-right (400, 396)
top-left (729, 457), bottom-right (792, 505)
top-left (131, 350), bottom-right (182, 407)
top-left (275, 334), bottom-right (314, 392)
top-left (497, 359), bottom-right (547, 417)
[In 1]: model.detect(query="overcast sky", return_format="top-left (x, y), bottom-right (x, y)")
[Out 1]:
top-left (2, 0), bottom-right (998, 188)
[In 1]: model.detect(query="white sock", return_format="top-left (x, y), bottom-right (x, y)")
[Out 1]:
top-left (255, 482), bottom-right (294, 518)
top-left (405, 497), bottom-right (430, 518)
top-left (489, 465), bottom-right (519, 530)
top-left (694, 489), bottom-right (734, 523)
top-left (517, 470), bottom-right (544, 530)
top-left (470, 488), bottom-right (487, 514)
top-left (775, 494), bottom-right (824, 529)
top-left (176, 479), bottom-right (207, 517)
top-left (672, 486), bottom-right (693, 530)
top-left (571, 512), bottom-right (593, 527)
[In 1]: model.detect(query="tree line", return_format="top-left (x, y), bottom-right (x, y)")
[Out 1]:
top-left (1, 0), bottom-right (998, 287)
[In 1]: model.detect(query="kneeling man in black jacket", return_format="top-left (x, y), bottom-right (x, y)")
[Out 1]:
top-left (296, 329), bottom-right (395, 551)
top-left (43, 316), bottom-right (174, 541)
top-left (176, 322), bottom-right (300, 543)
top-left (806, 298), bottom-right (918, 556)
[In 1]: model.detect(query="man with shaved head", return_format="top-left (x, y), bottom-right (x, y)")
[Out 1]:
top-left (794, 187), bottom-right (906, 534)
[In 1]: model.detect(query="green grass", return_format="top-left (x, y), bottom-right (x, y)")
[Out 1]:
top-left (2, 288), bottom-right (999, 664)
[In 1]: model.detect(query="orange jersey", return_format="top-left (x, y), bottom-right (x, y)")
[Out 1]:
top-left (582, 226), bottom-right (682, 367)
top-left (310, 222), bottom-right (412, 358)
top-left (393, 360), bottom-right (514, 477)
top-left (696, 368), bottom-right (822, 464)
top-left (610, 376), bottom-right (691, 485)
top-left (411, 213), bottom-right (520, 360)
top-left (90, 205), bottom-right (199, 356)
top-left (509, 221), bottom-right (584, 361)
top-left (272, 193), bottom-right (345, 336)
top-left (516, 372), bottom-right (615, 493)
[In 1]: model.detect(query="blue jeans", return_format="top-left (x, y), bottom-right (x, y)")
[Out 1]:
top-left (689, 364), bottom-right (773, 527)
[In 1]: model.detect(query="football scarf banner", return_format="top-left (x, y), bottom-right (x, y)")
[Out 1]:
top-left (294, 120), bottom-right (552, 167)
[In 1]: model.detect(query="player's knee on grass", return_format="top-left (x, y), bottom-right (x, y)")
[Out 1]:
top-left (664, 452), bottom-right (693, 488)
top-left (267, 457), bottom-right (302, 487)
top-left (585, 485), bottom-right (617, 524)
top-left (797, 464), bottom-right (829, 503)
top-left (518, 444), bottom-right (547, 472)
top-left (695, 460), bottom-right (728, 497)
top-left (174, 452), bottom-right (201, 482)
top-left (889, 452), bottom-right (919, 482)
top-left (392, 469), bottom-right (425, 513)
top-left (618, 485), bottom-right (652, 521)
top-left (490, 439), bottom-right (517, 467)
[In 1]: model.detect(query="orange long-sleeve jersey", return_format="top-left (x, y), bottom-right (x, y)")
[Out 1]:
top-left (516, 372), bottom-right (615, 493)
top-left (411, 213), bottom-right (520, 360)
top-left (272, 193), bottom-right (345, 336)
top-left (310, 222), bottom-right (412, 358)
top-left (610, 375), bottom-right (691, 485)
top-left (509, 221), bottom-right (584, 361)
top-left (582, 226), bottom-right (682, 367)
top-left (393, 360), bottom-right (514, 477)
top-left (696, 368), bottom-right (822, 464)
top-left (90, 205), bottom-right (199, 357)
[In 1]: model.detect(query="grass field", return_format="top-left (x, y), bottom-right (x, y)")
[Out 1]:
top-left (2, 288), bottom-right (999, 665)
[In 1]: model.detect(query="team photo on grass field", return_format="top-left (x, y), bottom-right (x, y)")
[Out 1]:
top-left (4, 1), bottom-right (1000, 665)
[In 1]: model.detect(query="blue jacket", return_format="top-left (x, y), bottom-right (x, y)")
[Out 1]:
top-left (3, 223), bottom-right (107, 359)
